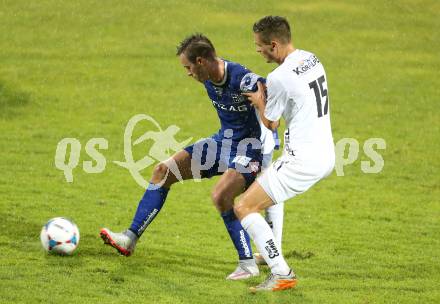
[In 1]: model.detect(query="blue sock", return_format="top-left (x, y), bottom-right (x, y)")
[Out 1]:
top-left (221, 209), bottom-right (253, 260)
top-left (129, 183), bottom-right (169, 238)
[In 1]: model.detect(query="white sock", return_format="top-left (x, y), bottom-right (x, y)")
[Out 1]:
top-left (265, 202), bottom-right (284, 255)
top-left (241, 213), bottom-right (290, 275)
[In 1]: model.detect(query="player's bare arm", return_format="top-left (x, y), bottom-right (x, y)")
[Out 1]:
top-left (243, 81), bottom-right (279, 131)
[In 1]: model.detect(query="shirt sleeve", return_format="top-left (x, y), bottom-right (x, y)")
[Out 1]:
top-left (239, 72), bottom-right (266, 92)
top-left (264, 75), bottom-right (288, 122)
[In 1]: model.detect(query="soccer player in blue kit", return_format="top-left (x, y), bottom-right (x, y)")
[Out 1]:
top-left (100, 33), bottom-right (282, 280)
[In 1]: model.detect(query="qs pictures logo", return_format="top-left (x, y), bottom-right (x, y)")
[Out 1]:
top-left (54, 114), bottom-right (387, 189)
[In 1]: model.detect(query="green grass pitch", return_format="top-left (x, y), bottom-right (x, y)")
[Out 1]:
top-left (1, 0), bottom-right (439, 303)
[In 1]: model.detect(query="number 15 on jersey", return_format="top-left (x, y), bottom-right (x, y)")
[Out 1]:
top-left (309, 75), bottom-right (328, 118)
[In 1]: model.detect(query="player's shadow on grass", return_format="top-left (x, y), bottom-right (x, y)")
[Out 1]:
top-left (90, 240), bottom-right (306, 298)
top-left (94, 244), bottom-right (239, 280)
top-left (113, 247), bottom-right (305, 299)
top-left (0, 80), bottom-right (31, 119)
top-left (148, 246), bottom-right (235, 277)
top-left (285, 249), bottom-right (315, 260)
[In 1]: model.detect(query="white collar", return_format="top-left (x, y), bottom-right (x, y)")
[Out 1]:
top-left (211, 60), bottom-right (228, 86)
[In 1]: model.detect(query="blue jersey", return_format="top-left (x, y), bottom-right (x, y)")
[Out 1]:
top-left (204, 60), bottom-right (264, 142)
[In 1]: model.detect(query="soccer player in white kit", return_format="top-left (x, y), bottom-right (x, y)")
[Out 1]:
top-left (235, 16), bottom-right (335, 292)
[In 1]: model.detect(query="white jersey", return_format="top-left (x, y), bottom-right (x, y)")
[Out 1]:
top-left (257, 50), bottom-right (335, 204)
top-left (264, 49), bottom-right (334, 160)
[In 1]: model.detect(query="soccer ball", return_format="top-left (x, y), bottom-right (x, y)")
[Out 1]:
top-left (40, 217), bottom-right (80, 255)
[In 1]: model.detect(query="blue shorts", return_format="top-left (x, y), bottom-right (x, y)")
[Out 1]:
top-left (184, 135), bottom-right (262, 187)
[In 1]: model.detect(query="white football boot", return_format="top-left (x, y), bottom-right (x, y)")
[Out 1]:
top-left (226, 259), bottom-right (259, 280)
top-left (100, 228), bottom-right (137, 256)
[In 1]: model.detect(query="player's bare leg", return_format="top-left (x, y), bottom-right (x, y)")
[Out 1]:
top-left (212, 169), bottom-right (259, 280)
top-left (150, 150), bottom-right (195, 187)
top-left (100, 150), bottom-right (196, 256)
top-left (235, 182), bottom-right (297, 292)
top-left (211, 169), bottom-right (246, 213)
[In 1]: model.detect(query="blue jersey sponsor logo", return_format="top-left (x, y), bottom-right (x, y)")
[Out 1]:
top-left (204, 60), bottom-right (264, 141)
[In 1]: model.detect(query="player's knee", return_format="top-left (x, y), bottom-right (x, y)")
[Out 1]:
top-left (211, 189), bottom-right (232, 212)
top-left (233, 200), bottom-right (249, 220)
top-left (151, 163), bottom-right (172, 186)
top-left (153, 163), bottom-right (168, 178)
top-left (234, 197), bottom-right (259, 220)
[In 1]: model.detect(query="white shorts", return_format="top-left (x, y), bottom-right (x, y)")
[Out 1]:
top-left (257, 153), bottom-right (335, 204)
